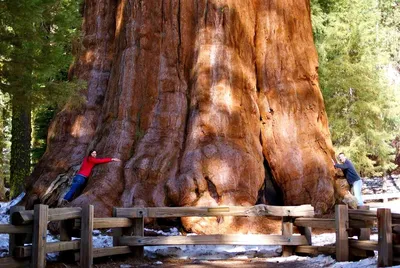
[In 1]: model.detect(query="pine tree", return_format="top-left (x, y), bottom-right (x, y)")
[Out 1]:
top-left (32, 106), bottom-right (55, 165)
top-left (0, 0), bottom-right (82, 197)
top-left (311, 0), bottom-right (400, 176)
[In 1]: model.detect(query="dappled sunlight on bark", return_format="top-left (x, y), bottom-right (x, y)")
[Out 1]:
top-left (24, 0), bottom-right (341, 234)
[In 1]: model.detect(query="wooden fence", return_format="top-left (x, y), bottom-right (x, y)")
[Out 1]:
top-left (362, 193), bottom-right (400, 203)
top-left (0, 204), bottom-right (398, 268)
top-left (293, 205), bottom-right (400, 267)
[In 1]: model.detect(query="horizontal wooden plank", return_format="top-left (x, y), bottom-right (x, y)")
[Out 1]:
top-left (47, 240), bottom-right (80, 253)
top-left (294, 218), bottom-right (335, 229)
top-left (393, 214), bottom-right (400, 225)
top-left (94, 218), bottom-right (133, 229)
top-left (115, 205), bottom-right (314, 218)
top-left (395, 244), bottom-right (400, 254)
top-left (14, 241), bottom-right (80, 258)
top-left (363, 193), bottom-right (400, 201)
top-left (74, 218), bottom-right (133, 229)
top-left (49, 208), bottom-right (82, 221)
top-left (349, 240), bottom-right (377, 251)
top-left (0, 224), bottom-right (32, 234)
top-left (393, 225), bottom-right (400, 234)
top-left (11, 207), bottom-right (82, 225)
top-left (294, 216), bottom-right (373, 229)
top-left (295, 245), bottom-right (335, 255)
top-left (349, 209), bottom-right (400, 222)
top-left (73, 246), bottom-right (134, 261)
top-left (349, 219), bottom-right (375, 229)
top-left (10, 211), bottom-right (34, 225)
top-left (119, 234), bottom-right (309, 246)
top-left (0, 257), bottom-right (29, 268)
top-left (348, 210), bottom-right (377, 222)
top-left (93, 246), bottom-right (132, 258)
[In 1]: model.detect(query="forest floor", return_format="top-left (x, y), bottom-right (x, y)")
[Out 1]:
top-left (46, 256), bottom-right (342, 268)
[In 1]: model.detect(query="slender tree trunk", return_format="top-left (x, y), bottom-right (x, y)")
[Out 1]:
top-left (23, 0), bottom-right (341, 234)
top-left (0, 101), bottom-right (10, 201)
top-left (10, 95), bottom-right (31, 198)
top-left (393, 137), bottom-right (400, 174)
top-left (0, 180), bottom-right (6, 201)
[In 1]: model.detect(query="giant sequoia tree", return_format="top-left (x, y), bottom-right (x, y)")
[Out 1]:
top-left (22, 0), bottom-right (343, 233)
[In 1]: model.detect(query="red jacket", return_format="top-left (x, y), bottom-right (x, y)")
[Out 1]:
top-left (77, 156), bottom-right (112, 177)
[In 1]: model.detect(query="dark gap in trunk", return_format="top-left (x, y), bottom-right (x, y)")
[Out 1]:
top-left (256, 158), bottom-right (283, 206)
top-left (205, 176), bottom-right (220, 203)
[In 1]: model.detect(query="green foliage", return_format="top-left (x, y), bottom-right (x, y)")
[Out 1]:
top-left (312, 0), bottom-right (400, 176)
top-left (0, 0), bottom-right (83, 104)
top-left (0, 0), bottom-right (83, 196)
top-left (32, 106), bottom-right (55, 165)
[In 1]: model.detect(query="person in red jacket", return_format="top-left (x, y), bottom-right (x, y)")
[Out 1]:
top-left (61, 150), bottom-right (121, 204)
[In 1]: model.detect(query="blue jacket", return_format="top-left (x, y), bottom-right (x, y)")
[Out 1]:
top-left (334, 159), bottom-right (361, 185)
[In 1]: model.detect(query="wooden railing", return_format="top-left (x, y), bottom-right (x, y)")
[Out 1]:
top-left (362, 193), bottom-right (400, 203)
top-left (292, 205), bottom-right (400, 267)
top-left (0, 204), bottom-right (314, 268)
top-left (0, 203), bottom-right (399, 267)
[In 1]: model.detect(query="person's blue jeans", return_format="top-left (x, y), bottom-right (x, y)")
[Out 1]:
top-left (352, 179), bottom-right (364, 206)
top-left (64, 174), bottom-right (87, 201)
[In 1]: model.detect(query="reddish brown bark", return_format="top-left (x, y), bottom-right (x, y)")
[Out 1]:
top-left (23, 0), bottom-right (339, 234)
top-left (392, 137), bottom-right (400, 174)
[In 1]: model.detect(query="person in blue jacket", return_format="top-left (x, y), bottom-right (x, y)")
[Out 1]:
top-left (332, 152), bottom-right (364, 206)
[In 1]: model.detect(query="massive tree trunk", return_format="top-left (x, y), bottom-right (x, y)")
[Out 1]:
top-left (22, 0), bottom-right (340, 233)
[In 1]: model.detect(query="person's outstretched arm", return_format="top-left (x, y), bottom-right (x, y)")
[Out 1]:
top-left (334, 161), bottom-right (350, 170)
top-left (88, 157), bottom-right (121, 164)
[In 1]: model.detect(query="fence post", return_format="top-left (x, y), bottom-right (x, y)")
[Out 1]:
top-left (60, 219), bottom-right (75, 261)
top-left (112, 207), bottom-right (122, 246)
top-left (298, 226), bottom-right (312, 245)
top-left (377, 208), bottom-right (392, 267)
top-left (282, 216), bottom-right (294, 256)
top-left (32, 204), bottom-right (48, 268)
top-left (80, 205), bottom-right (94, 268)
top-left (335, 204), bottom-right (349, 261)
top-left (9, 206), bottom-right (26, 256)
top-left (132, 211), bottom-right (144, 258)
top-left (357, 205), bottom-right (374, 257)
top-left (115, 208), bottom-right (144, 258)
top-left (357, 205), bottom-right (370, 240)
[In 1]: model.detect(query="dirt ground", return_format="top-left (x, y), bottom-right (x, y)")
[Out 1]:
top-left (47, 255), bottom-right (328, 268)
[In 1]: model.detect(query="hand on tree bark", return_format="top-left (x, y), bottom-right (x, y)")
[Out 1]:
top-left (111, 158), bottom-right (121, 162)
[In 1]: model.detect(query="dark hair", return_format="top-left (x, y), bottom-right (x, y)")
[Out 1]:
top-left (338, 152), bottom-right (345, 156)
top-left (88, 149), bottom-right (96, 157)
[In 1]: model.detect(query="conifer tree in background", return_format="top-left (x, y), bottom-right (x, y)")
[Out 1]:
top-left (311, 0), bottom-right (400, 176)
top-left (32, 106), bottom-right (55, 165)
top-left (0, 93), bottom-right (11, 201)
top-left (0, 0), bottom-right (82, 198)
